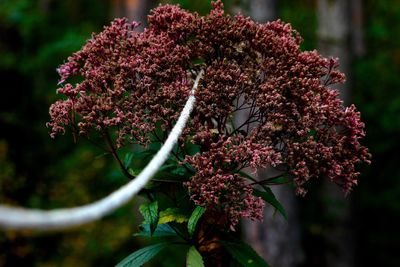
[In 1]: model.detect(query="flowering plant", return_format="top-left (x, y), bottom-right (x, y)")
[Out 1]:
top-left (48, 1), bottom-right (370, 266)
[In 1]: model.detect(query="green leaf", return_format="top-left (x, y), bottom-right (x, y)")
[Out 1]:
top-left (187, 206), bottom-right (206, 237)
top-left (124, 153), bottom-right (134, 168)
top-left (158, 163), bottom-right (178, 172)
top-left (134, 224), bottom-right (177, 238)
top-left (185, 143), bottom-right (200, 155)
top-left (186, 246), bottom-right (205, 267)
top-left (264, 176), bottom-right (290, 185)
top-left (115, 242), bottom-right (167, 267)
top-left (128, 167), bottom-right (140, 177)
top-left (238, 171), bottom-right (259, 183)
top-left (253, 188), bottom-right (288, 221)
top-left (139, 201), bottom-right (159, 235)
top-left (239, 171), bottom-right (290, 186)
top-left (171, 165), bottom-right (194, 179)
top-left (220, 240), bottom-right (271, 267)
top-left (158, 208), bottom-right (189, 224)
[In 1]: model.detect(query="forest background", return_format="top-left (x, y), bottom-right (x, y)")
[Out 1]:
top-left (0, 0), bottom-right (398, 266)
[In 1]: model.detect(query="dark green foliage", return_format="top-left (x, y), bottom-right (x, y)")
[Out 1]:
top-left (116, 242), bottom-right (168, 267)
top-left (279, 0), bottom-right (316, 51)
top-left (221, 239), bottom-right (271, 267)
top-left (135, 224), bottom-right (178, 238)
top-left (352, 3), bottom-right (400, 266)
top-left (187, 206), bottom-right (206, 237)
top-left (139, 201), bottom-right (159, 235)
top-left (0, 1), bottom-right (146, 266)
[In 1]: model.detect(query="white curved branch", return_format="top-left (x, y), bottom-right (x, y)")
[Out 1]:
top-left (0, 71), bottom-right (203, 231)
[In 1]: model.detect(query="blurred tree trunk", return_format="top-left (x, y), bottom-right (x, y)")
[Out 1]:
top-left (234, 1), bottom-right (304, 267)
top-left (317, 0), bottom-right (351, 101)
top-left (248, 0), bottom-right (276, 23)
top-left (317, 1), bottom-right (364, 266)
top-left (351, 0), bottom-right (365, 58)
top-left (112, 0), bottom-right (156, 30)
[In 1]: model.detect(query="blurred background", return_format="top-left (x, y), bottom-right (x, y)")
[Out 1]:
top-left (0, 0), bottom-right (398, 266)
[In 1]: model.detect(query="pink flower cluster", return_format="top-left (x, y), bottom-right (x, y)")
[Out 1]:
top-left (186, 135), bottom-right (281, 229)
top-left (48, 1), bottom-right (370, 229)
top-left (48, 17), bottom-right (193, 145)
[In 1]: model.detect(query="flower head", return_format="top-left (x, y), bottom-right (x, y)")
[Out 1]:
top-left (48, 0), bottom-right (370, 229)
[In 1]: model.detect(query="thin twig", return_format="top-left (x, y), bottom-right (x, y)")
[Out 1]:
top-left (249, 173), bottom-right (287, 186)
top-left (104, 130), bottom-right (136, 180)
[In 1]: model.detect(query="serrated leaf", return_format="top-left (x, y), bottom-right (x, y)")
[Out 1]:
top-left (134, 224), bottom-right (177, 238)
top-left (158, 208), bottom-right (189, 224)
top-left (186, 246), bottom-right (205, 267)
top-left (221, 240), bottom-right (271, 267)
top-left (115, 242), bottom-right (168, 267)
top-left (188, 206), bottom-right (206, 237)
top-left (253, 188), bottom-right (288, 221)
top-left (139, 201), bottom-right (159, 235)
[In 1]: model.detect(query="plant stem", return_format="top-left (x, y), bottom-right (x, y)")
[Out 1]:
top-left (104, 131), bottom-right (136, 180)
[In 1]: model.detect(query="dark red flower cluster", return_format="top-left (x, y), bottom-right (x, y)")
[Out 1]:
top-left (186, 135), bottom-right (282, 229)
top-left (48, 16), bottom-right (194, 145)
top-left (48, 1), bottom-right (370, 229)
